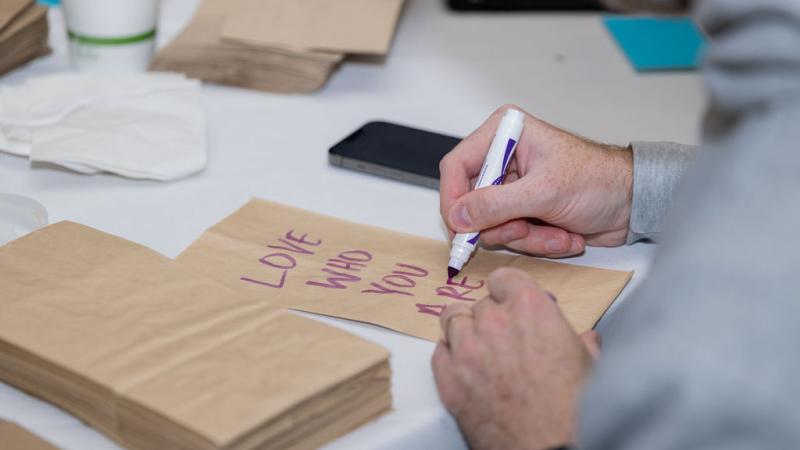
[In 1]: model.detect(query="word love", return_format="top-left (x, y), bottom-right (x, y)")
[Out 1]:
top-left (240, 230), bottom-right (322, 288)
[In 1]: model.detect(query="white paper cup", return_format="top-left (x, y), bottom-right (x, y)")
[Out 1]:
top-left (0, 194), bottom-right (48, 246)
top-left (63, 0), bottom-right (159, 72)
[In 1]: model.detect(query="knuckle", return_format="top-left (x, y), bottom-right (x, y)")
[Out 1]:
top-left (438, 153), bottom-right (452, 174)
top-left (488, 267), bottom-right (511, 287)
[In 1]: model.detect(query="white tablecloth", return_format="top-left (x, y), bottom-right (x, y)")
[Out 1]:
top-left (0, 1), bottom-right (705, 448)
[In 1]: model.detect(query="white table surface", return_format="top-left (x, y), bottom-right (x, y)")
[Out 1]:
top-left (0, 1), bottom-right (706, 448)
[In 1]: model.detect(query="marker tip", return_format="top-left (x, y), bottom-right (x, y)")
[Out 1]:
top-left (447, 266), bottom-right (459, 279)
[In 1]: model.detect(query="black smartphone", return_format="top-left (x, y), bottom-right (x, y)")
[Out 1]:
top-left (329, 121), bottom-right (462, 190)
top-left (447, 0), bottom-right (603, 10)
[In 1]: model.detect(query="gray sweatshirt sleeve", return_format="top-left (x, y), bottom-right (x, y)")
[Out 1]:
top-left (580, 0), bottom-right (800, 449)
top-left (626, 141), bottom-right (696, 244)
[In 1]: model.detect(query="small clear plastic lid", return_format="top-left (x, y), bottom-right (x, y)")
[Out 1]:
top-left (0, 194), bottom-right (48, 246)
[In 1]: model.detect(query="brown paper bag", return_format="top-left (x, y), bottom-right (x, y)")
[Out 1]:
top-left (150, 0), bottom-right (344, 94)
top-left (0, 1), bottom-right (49, 76)
top-left (221, 0), bottom-right (406, 55)
top-left (0, 0), bottom-right (31, 32)
top-left (0, 222), bottom-right (391, 450)
top-left (177, 199), bottom-right (633, 341)
top-left (0, 420), bottom-right (59, 450)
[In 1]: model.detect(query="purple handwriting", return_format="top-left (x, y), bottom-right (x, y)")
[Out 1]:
top-left (362, 263), bottom-right (429, 296)
top-left (306, 250), bottom-right (373, 289)
top-left (435, 275), bottom-right (484, 302)
top-left (240, 230), bottom-right (322, 288)
top-left (239, 229), bottom-right (486, 318)
top-left (415, 303), bottom-right (447, 317)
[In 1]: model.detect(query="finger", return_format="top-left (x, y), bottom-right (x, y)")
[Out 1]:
top-left (439, 109), bottom-right (508, 226)
top-left (580, 330), bottom-right (601, 360)
top-left (480, 221), bottom-right (585, 257)
top-left (503, 168), bottom-right (520, 184)
top-left (466, 168), bottom-right (519, 193)
top-left (432, 342), bottom-right (472, 415)
top-left (440, 303), bottom-right (474, 348)
top-left (432, 340), bottom-right (453, 373)
top-left (487, 267), bottom-right (546, 305)
top-left (446, 179), bottom-right (547, 233)
top-left (478, 220), bottom-right (530, 246)
top-left (440, 303), bottom-right (472, 332)
top-left (446, 314), bottom-right (474, 351)
top-left (431, 342), bottom-right (457, 406)
top-left (504, 224), bottom-right (585, 257)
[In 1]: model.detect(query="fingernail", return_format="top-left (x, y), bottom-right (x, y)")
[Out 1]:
top-left (450, 203), bottom-right (473, 229)
top-left (545, 237), bottom-right (567, 253)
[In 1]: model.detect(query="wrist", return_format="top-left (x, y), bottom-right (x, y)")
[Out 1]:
top-left (603, 144), bottom-right (633, 243)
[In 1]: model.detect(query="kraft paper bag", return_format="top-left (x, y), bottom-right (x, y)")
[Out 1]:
top-left (0, 222), bottom-right (390, 450)
top-left (150, 0), bottom-right (344, 94)
top-left (0, 420), bottom-right (59, 450)
top-left (0, 0), bottom-right (30, 32)
top-left (221, 0), bottom-right (406, 55)
top-left (177, 199), bottom-right (633, 341)
top-left (0, 0), bottom-right (49, 76)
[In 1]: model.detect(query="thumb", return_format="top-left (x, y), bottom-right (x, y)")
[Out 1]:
top-left (447, 181), bottom-right (542, 233)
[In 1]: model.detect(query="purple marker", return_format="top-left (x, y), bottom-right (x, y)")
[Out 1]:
top-left (448, 109), bottom-right (525, 278)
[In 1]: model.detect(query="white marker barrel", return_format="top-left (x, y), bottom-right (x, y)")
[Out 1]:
top-left (448, 109), bottom-right (525, 274)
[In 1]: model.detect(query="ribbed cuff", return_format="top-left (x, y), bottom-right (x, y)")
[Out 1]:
top-left (626, 141), bottom-right (696, 244)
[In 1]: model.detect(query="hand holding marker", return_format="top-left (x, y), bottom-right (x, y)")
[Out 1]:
top-left (447, 109), bottom-right (525, 277)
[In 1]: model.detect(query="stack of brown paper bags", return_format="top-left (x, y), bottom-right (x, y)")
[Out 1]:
top-left (151, 0), bottom-right (405, 93)
top-left (0, 0), bottom-right (49, 76)
top-left (0, 222), bottom-right (391, 450)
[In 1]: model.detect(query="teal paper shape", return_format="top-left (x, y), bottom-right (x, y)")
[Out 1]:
top-left (604, 16), bottom-right (707, 72)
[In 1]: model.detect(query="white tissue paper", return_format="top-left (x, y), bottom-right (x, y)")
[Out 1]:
top-left (0, 72), bottom-right (206, 181)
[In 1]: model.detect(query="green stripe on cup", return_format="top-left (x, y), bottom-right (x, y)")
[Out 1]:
top-left (67, 29), bottom-right (156, 46)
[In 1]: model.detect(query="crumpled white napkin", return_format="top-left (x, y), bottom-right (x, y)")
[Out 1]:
top-left (0, 72), bottom-right (206, 181)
